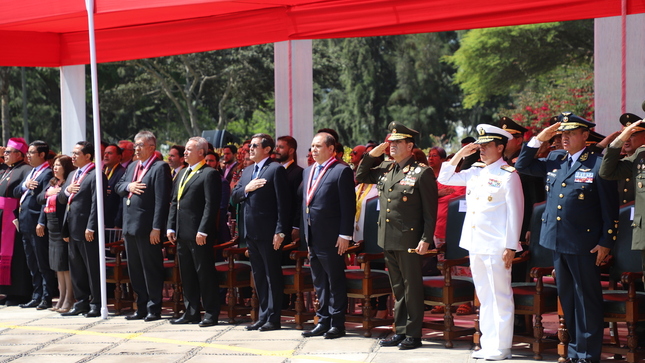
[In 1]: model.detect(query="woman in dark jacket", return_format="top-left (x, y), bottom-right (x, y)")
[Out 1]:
top-left (37, 155), bottom-right (75, 312)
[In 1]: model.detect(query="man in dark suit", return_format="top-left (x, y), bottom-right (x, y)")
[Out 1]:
top-left (59, 141), bottom-right (106, 317)
top-left (356, 122), bottom-right (438, 350)
top-left (515, 113), bottom-right (619, 363)
top-left (276, 135), bottom-right (303, 239)
top-left (167, 144), bottom-right (186, 184)
top-left (115, 131), bottom-right (171, 322)
top-left (231, 133), bottom-right (290, 332)
top-left (275, 135), bottom-right (304, 309)
top-left (102, 144), bottom-right (125, 229)
top-left (221, 144), bottom-right (238, 184)
top-left (300, 133), bottom-right (355, 339)
top-left (15, 140), bottom-right (55, 310)
top-left (167, 137), bottom-right (221, 327)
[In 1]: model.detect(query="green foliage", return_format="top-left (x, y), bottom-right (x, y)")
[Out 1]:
top-left (446, 20), bottom-right (593, 108)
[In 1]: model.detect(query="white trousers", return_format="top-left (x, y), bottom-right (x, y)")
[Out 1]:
top-left (470, 253), bottom-right (514, 353)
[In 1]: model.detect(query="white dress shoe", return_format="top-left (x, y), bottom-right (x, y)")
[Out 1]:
top-left (471, 350), bottom-right (486, 359)
top-left (484, 349), bottom-right (512, 360)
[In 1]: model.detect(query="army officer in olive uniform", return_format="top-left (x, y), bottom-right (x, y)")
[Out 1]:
top-left (516, 113), bottom-right (619, 363)
top-left (355, 122), bottom-right (438, 350)
top-left (599, 115), bottom-right (645, 347)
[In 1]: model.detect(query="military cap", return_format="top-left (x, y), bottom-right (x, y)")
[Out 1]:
top-left (474, 124), bottom-right (513, 144)
top-left (387, 122), bottom-right (419, 141)
top-left (499, 116), bottom-right (528, 135)
top-left (586, 130), bottom-right (606, 145)
top-left (461, 136), bottom-right (476, 144)
top-left (619, 113), bottom-right (645, 132)
top-left (556, 112), bottom-right (595, 131)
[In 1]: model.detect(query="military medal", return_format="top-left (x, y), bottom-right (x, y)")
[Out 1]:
top-left (415, 167), bottom-right (421, 174)
top-left (402, 165), bottom-right (410, 173)
top-left (578, 193), bottom-right (584, 200)
top-left (126, 198), bottom-right (131, 206)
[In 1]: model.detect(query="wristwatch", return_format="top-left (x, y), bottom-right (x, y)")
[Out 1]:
top-left (278, 233), bottom-right (285, 238)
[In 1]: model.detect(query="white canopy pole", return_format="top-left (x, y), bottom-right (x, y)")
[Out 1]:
top-left (85, 0), bottom-right (108, 319)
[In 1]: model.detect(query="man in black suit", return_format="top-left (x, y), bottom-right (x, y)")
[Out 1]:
top-left (102, 144), bottom-right (125, 229)
top-left (59, 141), bottom-right (106, 317)
top-left (116, 131), bottom-right (171, 322)
top-left (167, 145), bottom-right (186, 184)
top-left (167, 137), bottom-right (221, 327)
top-left (301, 133), bottom-right (355, 339)
top-left (221, 144), bottom-right (238, 184)
top-left (516, 113), bottom-right (619, 363)
top-left (15, 140), bottom-right (55, 310)
top-left (276, 135), bottom-right (303, 238)
top-left (232, 133), bottom-right (290, 332)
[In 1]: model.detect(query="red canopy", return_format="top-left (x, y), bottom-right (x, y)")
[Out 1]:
top-left (2, 0), bottom-right (644, 67)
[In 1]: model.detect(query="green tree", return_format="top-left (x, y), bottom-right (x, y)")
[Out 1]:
top-left (446, 20), bottom-right (593, 108)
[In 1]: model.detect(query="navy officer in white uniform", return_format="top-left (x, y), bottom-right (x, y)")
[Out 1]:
top-left (438, 124), bottom-right (523, 361)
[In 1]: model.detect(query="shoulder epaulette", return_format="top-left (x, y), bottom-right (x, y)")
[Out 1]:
top-left (472, 162), bottom-right (486, 168)
top-left (500, 165), bottom-right (516, 173)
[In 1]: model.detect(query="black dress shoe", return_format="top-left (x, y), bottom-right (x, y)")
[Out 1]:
top-left (323, 327), bottom-right (346, 339)
top-left (36, 300), bottom-right (52, 310)
top-left (258, 322), bottom-right (281, 331)
top-left (170, 317), bottom-right (200, 324)
top-left (398, 337), bottom-right (422, 350)
top-left (125, 313), bottom-right (146, 320)
top-left (19, 299), bottom-right (40, 308)
top-left (144, 313), bottom-right (162, 322)
top-left (61, 307), bottom-right (90, 316)
top-left (245, 321), bottom-right (266, 331)
top-left (302, 324), bottom-right (329, 337)
top-left (85, 309), bottom-right (101, 317)
top-left (199, 318), bottom-right (217, 327)
top-left (563, 358), bottom-right (578, 363)
top-left (379, 334), bottom-right (407, 347)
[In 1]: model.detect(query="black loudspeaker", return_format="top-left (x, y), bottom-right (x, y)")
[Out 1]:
top-left (201, 130), bottom-right (239, 148)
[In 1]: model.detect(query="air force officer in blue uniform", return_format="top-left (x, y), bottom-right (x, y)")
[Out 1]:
top-left (515, 113), bottom-right (619, 363)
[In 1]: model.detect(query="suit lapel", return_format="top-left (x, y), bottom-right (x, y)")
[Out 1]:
top-left (257, 160), bottom-right (272, 179)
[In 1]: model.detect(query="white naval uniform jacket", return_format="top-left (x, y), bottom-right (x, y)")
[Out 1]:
top-left (437, 157), bottom-right (524, 255)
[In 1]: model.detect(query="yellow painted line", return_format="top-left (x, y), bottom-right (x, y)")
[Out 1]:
top-left (0, 323), bottom-right (362, 362)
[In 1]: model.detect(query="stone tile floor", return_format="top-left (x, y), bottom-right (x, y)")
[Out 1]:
top-left (0, 306), bottom-right (584, 362)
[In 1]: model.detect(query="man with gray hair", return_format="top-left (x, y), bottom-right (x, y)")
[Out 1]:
top-left (167, 137), bottom-right (222, 327)
top-left (116, 130), bottom-right (171, 322)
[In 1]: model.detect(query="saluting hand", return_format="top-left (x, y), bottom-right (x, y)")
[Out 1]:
top-left (537, 122), bottom-right (561, 143)
top-left (617, 120), bottom-right (643, 142)
top-left (449, 143), bottom-right (478, 166)
top-left (369, 142), bottom-right (389, 158)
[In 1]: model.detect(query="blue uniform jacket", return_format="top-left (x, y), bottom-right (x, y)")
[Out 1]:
top-left (515, 145), bottom-right (619, 254)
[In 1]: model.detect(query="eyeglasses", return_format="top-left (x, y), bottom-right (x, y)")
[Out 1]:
top-left (134, 143), bottom-right (152, 149)
top-left (249, 143), bottom-right (260, 149)
top-left (3, 150), bottom-right (17, 155)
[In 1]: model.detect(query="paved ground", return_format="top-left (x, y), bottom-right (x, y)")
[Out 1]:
top-left (0, 306), bottom-right (568, 363)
